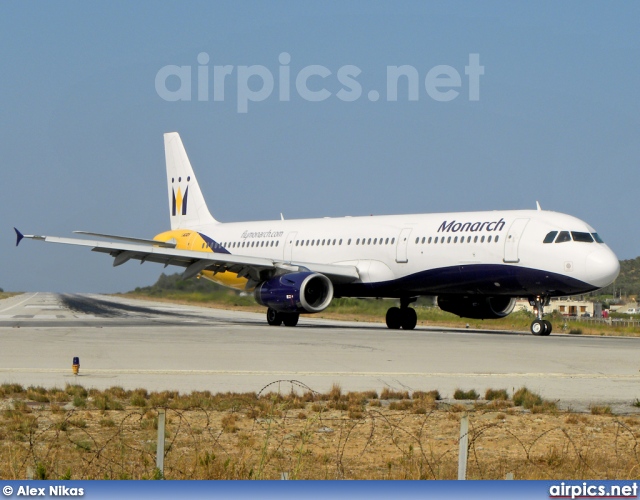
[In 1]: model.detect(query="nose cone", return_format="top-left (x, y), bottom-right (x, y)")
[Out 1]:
top-left (585, 247), bottom-right (620, 288)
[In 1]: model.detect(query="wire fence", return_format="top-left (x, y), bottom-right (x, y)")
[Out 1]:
top-left (568, 317), bottom-right (640, 328)
top-left (1, 381), bottom-right (639, 480)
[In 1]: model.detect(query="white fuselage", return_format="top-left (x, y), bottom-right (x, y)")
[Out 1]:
top-left (188, 208), bottom-right (619, 299)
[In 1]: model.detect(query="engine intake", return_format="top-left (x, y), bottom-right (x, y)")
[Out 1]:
top-left (255, 272), bottom-right (334, 313)
top-left (437, 295), bottom-right (516, 319)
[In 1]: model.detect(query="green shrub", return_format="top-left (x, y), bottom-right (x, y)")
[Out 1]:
top-left (485, 388), bottom-right (509, 401)
top-left (380, 388), bottom-right (410, 400)
top-left (513, 387), bottom-right (543, 409)
top-left (412, 390), bottom-right (441, 401)
top-left (453, 389), bottom-right (479, 400)
top-left (590, 405), bottom-right (612, 415)
top-left (72, 395), bottom-right (87, 408)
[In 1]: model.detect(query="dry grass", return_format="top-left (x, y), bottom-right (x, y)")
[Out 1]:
top-left (0, 383), bottom-right (639, 480)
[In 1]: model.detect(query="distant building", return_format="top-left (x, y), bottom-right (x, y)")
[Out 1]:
top-left (610, 301), bottom-right (639, 315)
top-left (514, 297), bottom-right (599, 317)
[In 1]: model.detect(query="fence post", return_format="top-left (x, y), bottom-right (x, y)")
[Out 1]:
top-left (458, 413), bottom-right (469, 480)
top-left (156, 409), bottom-right (166, 478)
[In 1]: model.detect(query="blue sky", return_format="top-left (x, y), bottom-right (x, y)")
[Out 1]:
top-left (2, 1), bottom-right (639, 293)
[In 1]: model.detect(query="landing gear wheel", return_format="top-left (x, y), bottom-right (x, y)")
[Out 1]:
top-left (529, 295), bottom-right (552, 336)
top-left (386, 307), bottom-right (402, 329)
top-left (401, 307), bottom-right (417, 330)
top-left (282, 313), bottom-right (299, 327)
top-left (531, 319), bottom-right (546, 336)
top-left (266, 308), bottom-right (282, 326)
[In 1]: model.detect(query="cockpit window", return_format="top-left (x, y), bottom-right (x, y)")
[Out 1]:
top-left (555, 231), bottom-right (572, 243)
top-left (571, 232), bottom-right (594, 243)
top-left (592, 233), bottom-right (604, 243)
top-left (543, 231), bottom-right (558, 243)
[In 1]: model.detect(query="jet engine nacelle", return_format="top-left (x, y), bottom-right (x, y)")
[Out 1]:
top-left (254, 272), bottom-right (334, 313)
top-left (437, 295), bottom-right (516, 319)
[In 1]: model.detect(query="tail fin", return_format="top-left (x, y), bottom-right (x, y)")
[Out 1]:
top-left (164, 132), bottom-right (217, 230)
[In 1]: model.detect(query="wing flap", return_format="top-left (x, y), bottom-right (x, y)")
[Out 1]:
top-left (73, 231), bottom-right (177, 248)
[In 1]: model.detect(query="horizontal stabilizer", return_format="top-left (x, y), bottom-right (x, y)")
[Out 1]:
top-left (14, 227), bottom-right (24, 247)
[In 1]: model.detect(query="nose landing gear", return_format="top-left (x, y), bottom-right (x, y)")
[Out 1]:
top-left (530, 296), bottom-right (552, 336)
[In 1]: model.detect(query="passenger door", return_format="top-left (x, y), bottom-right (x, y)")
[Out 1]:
top-left (283, 231), bottom-right (297, 262)
top-left (395, 228), bottom-right (412, 263)
top-left (503, 218), bottom-right (529, 263)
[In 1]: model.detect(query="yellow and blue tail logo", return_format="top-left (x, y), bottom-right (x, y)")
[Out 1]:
top-left (164, 132), bottom-right (217, 230)
top-left (171, 181), bottom-right (189, 216)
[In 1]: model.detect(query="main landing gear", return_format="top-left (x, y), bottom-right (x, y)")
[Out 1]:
top-left (385, 297), bottom-right (418, 330)
top-left (529, 296), bottom-right (552, 336)
top-left (266, 308), bottom-right (299, 327)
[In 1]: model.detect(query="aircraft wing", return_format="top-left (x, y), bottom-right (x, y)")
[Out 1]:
top-left (14, 228), bottom-right (360, 286)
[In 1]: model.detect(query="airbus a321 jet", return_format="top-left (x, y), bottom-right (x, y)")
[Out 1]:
top-left (15, 133), bottom-right (620, 335)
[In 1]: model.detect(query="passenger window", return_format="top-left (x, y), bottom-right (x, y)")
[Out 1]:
top-left (385, 238), bottom-right (389, 244)
top-left (276, 241), bottom-right (279, 247)
top-left (474, 236), bottom-right (478, 243)
top-left (488, 235), bottom-right (492, 243)
top-left (543, 231), bottom-right (558, 244)
top-left (447, 236), bottom-right (451, 243)
top-left (356, 238), bottom-right (360, 245)
top-left (591, 233), bottom-right (604, 243)
top-left (374, 238), bottom-right (378, 244)
top-left (415, 237), bottom-right (419, 244)
top-left (368, 238), bottom-right (372, 245)
top-left (428, 237), bottom-right (432, 244)
top-left (391, 238), bottom-right (395, 244)
top-left (467, 236), bottom-right (471, 243)
top-left (434, 237), bottom-right (438, 243)
top-left (571, 232), bottom-right (594, 243)
top-left (481, 236), bottom-right (485, 243)
top-left (495, 236), bottom-right (499, 243)
top-left (555, 231), bottom-right (572, 243)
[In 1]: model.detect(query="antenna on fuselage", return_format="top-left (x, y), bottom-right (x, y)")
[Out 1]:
top-left (536, 201), bottom-right (542, 211)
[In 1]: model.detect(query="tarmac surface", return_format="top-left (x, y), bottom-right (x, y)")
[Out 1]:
top-left (1, 292), bottom-right (639, 412)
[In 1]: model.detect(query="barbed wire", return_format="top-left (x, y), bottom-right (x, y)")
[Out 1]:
top-left (0, 381), bottom-right (639, 480)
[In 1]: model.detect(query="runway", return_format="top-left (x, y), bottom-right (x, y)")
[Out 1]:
top-left (1, 292), bottom-right (639, 411)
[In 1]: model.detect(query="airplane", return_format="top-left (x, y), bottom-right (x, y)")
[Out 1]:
top-left (15, 132), bottom-right (620, 335)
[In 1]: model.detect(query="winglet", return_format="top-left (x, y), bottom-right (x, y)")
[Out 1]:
top-left (14, 227), bottom-right (24, 247)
